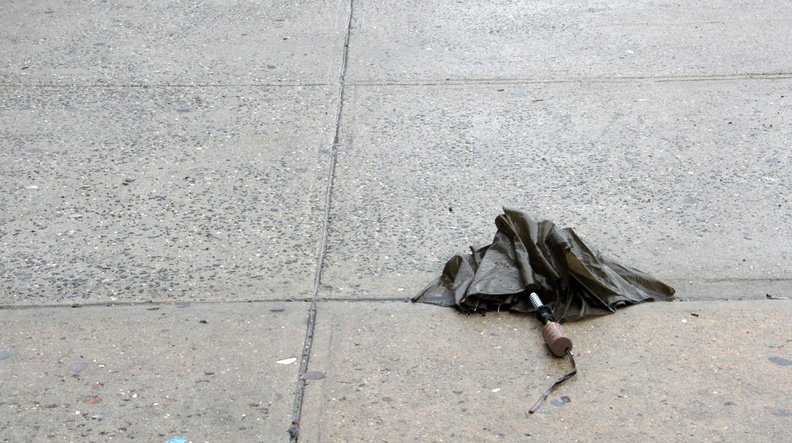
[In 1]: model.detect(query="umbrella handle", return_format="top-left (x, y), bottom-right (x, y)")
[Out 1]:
top-left (541, 321), bottom-right (573, 357)
top-left (529, 292), bottom-right (573, 357)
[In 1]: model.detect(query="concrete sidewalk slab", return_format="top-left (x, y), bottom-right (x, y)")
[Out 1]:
top-left (300, 300), bottom-right (792, 441)
top-left (0, 86), bottom-right (335, 305)
top-left (347, 0), bottom-right (792, 83)
top-left (322, 79), bottom-right (792, 300)
top-left (0, 0), bottom-right (350, 86)
top-left (0, 302), bottom-right (308, 442)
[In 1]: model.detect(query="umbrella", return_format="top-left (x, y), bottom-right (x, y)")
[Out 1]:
top-left (412, 208), bottom-right (675, 412)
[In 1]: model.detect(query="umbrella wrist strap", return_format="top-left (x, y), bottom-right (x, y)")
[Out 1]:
top-left (528, 349), bottom-right (577, 414)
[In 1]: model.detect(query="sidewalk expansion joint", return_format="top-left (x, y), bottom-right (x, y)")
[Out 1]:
top-left (290, 1), bottom-right (356, 441)
top-left (0, 293), bottom-right (787, 311)
top-left (350, 71), bottom-right (792, 88)
top-left (0, 82), bottom-right (334, 89)
top-left (289, 299), bottom-right (317, 442)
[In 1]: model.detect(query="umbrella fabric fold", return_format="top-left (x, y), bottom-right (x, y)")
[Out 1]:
top-left (413, 208), bottom-right (674, 321)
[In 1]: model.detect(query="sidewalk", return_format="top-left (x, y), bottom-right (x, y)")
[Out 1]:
top-left (1, 300), bottom-right (790, 441)
top-left (303, 300), bottom-right (790, 441)
top-left (1, 1), bottom-right (791, 441)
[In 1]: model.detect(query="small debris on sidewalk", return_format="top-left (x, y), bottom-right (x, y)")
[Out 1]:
top-left (301, 371), bottom-right (326, 380)
top-left (288, 421), bottom-right (299, 439)
top-left (767, 294), bottom-right (790, 300)
top-left (768, 356), bottom-right (792, 367)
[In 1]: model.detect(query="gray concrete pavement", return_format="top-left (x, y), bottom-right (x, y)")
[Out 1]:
top-left (1, 0), bottom-right (350, 86)
top-left (0, 86), bottom-right (335, 305)
top-left (346, 1), bottom-right (792, 83)
top-left (1, 0), bottom-right (791, 441)
top-left (0, 302), bottom-right (308, 441)
top-left (2, 300), bottom-right (790, 441)
top-left (300, 301), bottom-right (792, 442)
top-left (324, 80), bottom-right (792, 301)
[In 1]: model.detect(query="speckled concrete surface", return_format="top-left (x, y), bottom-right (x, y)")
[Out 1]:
top-left (0, 86), bottom-right (335, 305)
top-left (0, 302), bottom-right (308, 441)
top-left (0, 0), bottom-right (350, 86)
top-left (322, 80), bottom-right (792, 300)
top-left (346, 0), bottom-right (792, 83)
top-left (1, 0), bottom-right (792, 441)
top-left (300, 300), bottom-right (792, 442)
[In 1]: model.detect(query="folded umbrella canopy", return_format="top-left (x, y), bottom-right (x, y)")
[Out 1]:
top-left (413, 208), bottom-right (675, 319)
top-left (412, 208), bottom-right (675, 412)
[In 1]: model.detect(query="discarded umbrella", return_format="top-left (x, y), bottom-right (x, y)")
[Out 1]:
top-left (413, 208), bottom-right (675, 413)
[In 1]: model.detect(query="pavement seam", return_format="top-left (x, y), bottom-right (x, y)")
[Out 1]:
top-left (4, 71), bottom-right (789, 90)
top-left (0, 297), bottom-right (413, 309)
top-left (1, 296), bottom-right (787, 311)
top-left (0, 82), bottom-right (333, 88)
top-left (349, 71), bottom-right (792, 87)
top-left (290, 1), bottom-right (356, 440)
top-left (289, 299), bottom-right (317, 441)
top-left (1, 295), bottom-right (787, 312)
top-left (1, 288), bottom-right (788, 310)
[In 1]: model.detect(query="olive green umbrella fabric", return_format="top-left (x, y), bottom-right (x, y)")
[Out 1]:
top-left (412, 208), bottom-right (675, 321)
